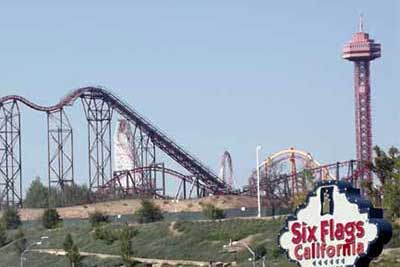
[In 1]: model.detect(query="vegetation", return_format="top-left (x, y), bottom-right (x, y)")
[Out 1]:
top-left (14, 228), bottom-right (27, 255)
top-left (202, 203), bottom-right (225, 220)
top-left (0, 216), bottom-right (398, 267)
top-left (135, 200), bottom-right (163, 223)
top-left (367, 146), bottom-right (400, 220)
top-left (24, 177), bottom-right (91, 208)
top-left (24, 177), bottom-right (49, 208)
top-left (119, 224), bottom-right (136, 267)
top-left (254, 244), bottom-right (267, 260)
top-left (93, 227), bottom-right (118, 245)
top-left (1, 209), bottom-right (22, 230)
top-left (63, 234), bottom-right (81, 267)
top-left (89, 211), bottom-right (110, 228)
top-left (42, 208), bottom-right (62, 229)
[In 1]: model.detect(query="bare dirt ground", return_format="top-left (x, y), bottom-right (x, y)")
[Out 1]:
top-left (17, 195), bottom-right (258, 221)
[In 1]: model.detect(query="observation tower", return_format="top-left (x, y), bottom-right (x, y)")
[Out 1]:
top-left (342, 16), bottom-right (381, 182)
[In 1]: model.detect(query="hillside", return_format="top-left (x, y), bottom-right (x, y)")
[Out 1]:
top-left (16, 195), bottom-right (259, 221)
top-left (0, 214), bottom-right (398, 267)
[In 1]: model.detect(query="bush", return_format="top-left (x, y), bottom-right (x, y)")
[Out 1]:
top-left (42, 208), bottom-right (62, 229)
top-left (14, 228), bottom-right (27, 255)
top-left (254, 244), bottom-right (267, 260)
top-left (94, 227), bottom-right (117, 245)
top-left (202, 204), bottom-right (225, 220)
top-left (1, 209), bottom-right (22, 230)
top-left (135, 200), bottom-right (163, 224)
top-left (172, 221), bottom-right (186, 233)
top-left (89, 211), bottom-right (110, 228)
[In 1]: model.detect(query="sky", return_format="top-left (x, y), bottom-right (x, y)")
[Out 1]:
top-left (0, 1), bottom-right (398, 192)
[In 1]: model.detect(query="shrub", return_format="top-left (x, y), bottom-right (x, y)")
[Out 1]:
top-left (1, 209), bottom-right (22, 230)
top-left (42, 208), bottom-right (62, 229)
top-left (254, 244), bottom-right (267, 260)
top-left (135, 200), bottom-right (163, 224)
top-left (172, 221), bottom-right (186, 233)
top-left (202, 204), bottom-right (225, 220)
top-left (94, 227), bottom-right (117, 245)
top-left (14, 228), bottom-right (27, 255)
top-left (89, 211), bottom-right (110, 228)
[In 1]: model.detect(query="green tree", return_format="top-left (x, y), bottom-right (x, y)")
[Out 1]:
top-left (24, 177), bottom-right (49, 208)
top-left (0, 223), bottom-right (7, 247)
top-left (1, 209), bottom-right (22, 230)
top-left (63, 233), bottom-right (74, 252)
top-left (63, 234), bottom-right (81, 267)
top-left (369, 146), bottom-right (400, 219)
top-left (14, 228), bottom-right (27, 255)
top-left (119, 224), bottom-right (136, 267)
top-left (42, 208), bottom-right (62, 229)
top-left (135, 200), bottom-right (163, 224)
top-left (49, 184), bottom-right (91, 208)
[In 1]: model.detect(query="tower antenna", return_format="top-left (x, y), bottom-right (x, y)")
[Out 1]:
top-left (359, 13), bottom-right (364, 32)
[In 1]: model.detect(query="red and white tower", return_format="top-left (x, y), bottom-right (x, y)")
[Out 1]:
top-left (342, 16), bottom-right (381, 182)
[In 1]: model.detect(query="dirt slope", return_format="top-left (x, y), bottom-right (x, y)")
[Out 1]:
top-left (17, 195), bottom-right (258, 221)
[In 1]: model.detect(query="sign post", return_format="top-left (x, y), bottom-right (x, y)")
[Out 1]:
top-left (279, 181), bottom-right (392, 267)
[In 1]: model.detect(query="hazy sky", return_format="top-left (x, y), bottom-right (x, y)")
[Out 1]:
top-left (0, 1), bottom-right (398, 191)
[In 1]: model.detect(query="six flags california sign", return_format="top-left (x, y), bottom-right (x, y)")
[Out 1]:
top-left (278, 181), bottom-right (392, 267)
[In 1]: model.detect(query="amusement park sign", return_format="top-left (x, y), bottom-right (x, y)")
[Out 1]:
top-left (279, 181), bottom-right (392, 267)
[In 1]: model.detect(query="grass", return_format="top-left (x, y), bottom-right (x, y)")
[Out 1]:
top-left (0, 217), bottom-right (293, 267)
top-left (0, 216), bottom-right (398, 267)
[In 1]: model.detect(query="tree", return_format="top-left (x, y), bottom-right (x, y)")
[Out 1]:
top-left (1, 209), bottom-right (22, 230)
top-left (369, 146), bottom-right (400, 219)
top-left (63, 233), bottom-right (74, 252)
top-left (24, 177), bottom-right (49, 208)
top-left (135, 200), bottom-right (163, 223)
top-left (64, 234), bottom-right (81, 267)
top-left (202, 204), bottom-right (225, 220)
top-left (0, 223), bottom-right (7, 247)
top-left (14, 228), bottom-right (27, 255)
top-left (42, 208), bottom-right (62, 229)
top-left (49, 184), bottom-right (91, 208)
top-left (119, 224), bottom-right (136, 267)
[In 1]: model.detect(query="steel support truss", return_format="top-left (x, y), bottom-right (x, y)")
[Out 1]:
top-left (0, 100), bottom-right (22, 208)
top-left (47, 109), bottom-right (74, 190)
top-left (82, 96), bottom-right (113, 191)
top-left (355, 61), bottom-right (373, 182)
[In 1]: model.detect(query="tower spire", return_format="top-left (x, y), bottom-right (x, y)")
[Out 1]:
top-left (359, 14), bottom-right (364, 32)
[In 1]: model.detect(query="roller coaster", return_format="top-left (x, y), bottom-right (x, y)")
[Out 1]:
top-left (0, 88), bottom-right (367, 210)
top-left (0, 87), bottom-right (232, 208)
top-left (246, 148), bottom-right (365, 208)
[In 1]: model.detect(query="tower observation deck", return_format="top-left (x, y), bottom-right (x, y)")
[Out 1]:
top-left (342, 16), bottom-right (381, 182)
